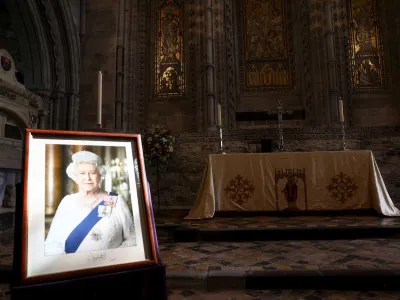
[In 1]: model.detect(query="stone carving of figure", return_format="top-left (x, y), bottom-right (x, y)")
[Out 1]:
top-left (248, 64), bottom-right (260, 86)
top-left (2, 184), bottom-right (16, 209)
top-left (247, 12), bottom-right (264, 58)
top-left (268, 9), bottom-right (282, 34)
top-left (168, 68), bottom-right (178, 92)
top-left (161, 77), bottom-right (168, 93)
top-left (161, 11), bottom-right (180, 62)
top-left (358, 59), bottom-right (379, 86)
top-left (276, 64), bottom-right (288, 85)
top-left (161, 67), bottom-right (179, 93)
top-left (282, 173), bottom-right (298, 210)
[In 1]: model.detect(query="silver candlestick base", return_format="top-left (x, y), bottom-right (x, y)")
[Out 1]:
top-left (278, 131), bottom-right (285, 152)
top-left (217, 125), bottom-right (226, 154)
top-left (340, 121), bottom-right (348, 151)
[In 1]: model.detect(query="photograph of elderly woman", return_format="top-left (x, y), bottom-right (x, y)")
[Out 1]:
top-left (44, 144), bottom-right (137, 256)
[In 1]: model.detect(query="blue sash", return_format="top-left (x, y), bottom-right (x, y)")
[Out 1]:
top-left (65, 192), bottom-right (118, 254)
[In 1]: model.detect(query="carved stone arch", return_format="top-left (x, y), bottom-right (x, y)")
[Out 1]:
top-left (37, 0), bottom-right (67, 92)
top-left (58, 0), bottom-right (80, 95)
top-left (0, 106), bottom-right (29, 129)
top-left (2, 0), bottom-right (80, 130)
top-left (2, 0), bottom-right (52, 90)
top-left (55, 0), bottom-right (81, 129)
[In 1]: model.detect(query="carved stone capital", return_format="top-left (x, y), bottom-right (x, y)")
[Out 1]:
top-left (39, 0), bottom-right (65, 91)
top-left (28, 111), bottom-right (39, 128)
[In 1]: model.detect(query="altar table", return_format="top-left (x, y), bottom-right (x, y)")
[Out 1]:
top-left (184, 150), bottom-right (400, 219)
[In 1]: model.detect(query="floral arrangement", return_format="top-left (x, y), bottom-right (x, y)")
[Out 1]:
top-left (142, 124), bottom-right (175, 163)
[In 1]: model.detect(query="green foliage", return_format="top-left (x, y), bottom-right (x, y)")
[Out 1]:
top-left (142, 124), bottom-right (175, 163)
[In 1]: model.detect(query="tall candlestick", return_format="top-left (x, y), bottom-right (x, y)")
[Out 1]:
top-left (338, 97), bottom-right (344, 122)
top-left (97, 71), bottom-right (103, 126)
top-left (217, 103), bottom-right (222, 126)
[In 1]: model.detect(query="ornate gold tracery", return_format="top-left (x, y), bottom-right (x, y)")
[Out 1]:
top-left (243, 0), bottom-right (292, 90)
top-left (348, 0), bottom-right (385, 90)
top-left (155, 0), bottom-right (185, 96)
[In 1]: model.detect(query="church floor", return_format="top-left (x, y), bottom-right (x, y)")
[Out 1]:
top-left (2, 212), bottom-right (400, 297)
top-left (168, 289), bottom-right (400, 299)
top-left (156, 212), bottom-right (400, 273)
top-left (2, 231), bottom-right (400, 275)
top-left (2, 288), bottom-right (400, 300)
top-left (160, 238), bottom-right (400, 272)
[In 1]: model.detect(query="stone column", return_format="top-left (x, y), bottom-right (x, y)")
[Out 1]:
top-left (310, 0), bottom-right (327, 127)
top-left (34, 90), bottom-right (53, 128)
top-left (79, 0), bottom-right (119, 130)
top-left (38, 109), bottom-right (47, 129)
top-left (205, 0), bottom-right (216, 130)
top-left (51, 93), bottom-right (64, 130)
top-left (79, 0), bottom-right (86, 43)
top-left (324, 0), bottom-right (339, 123)
top-left (115, 0), bottom-right (126, 131)
top-left (67, 93), bottom-right (80, 130)
top-left (0, 112), bottom-right (5, 137)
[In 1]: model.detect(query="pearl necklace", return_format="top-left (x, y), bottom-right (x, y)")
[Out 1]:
top-left (85, 192), bottom-right (101, 211)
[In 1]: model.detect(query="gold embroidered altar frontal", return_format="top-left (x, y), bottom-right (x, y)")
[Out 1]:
top-left (185, 150), bottom-right (400, 219)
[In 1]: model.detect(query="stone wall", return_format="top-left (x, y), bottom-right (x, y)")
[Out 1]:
top-left (146, 126), bottom-right (400, 209)
top-left (0, 140), bottom-right (23, 170)
top-left (79, 0), bottom-right (119, 130)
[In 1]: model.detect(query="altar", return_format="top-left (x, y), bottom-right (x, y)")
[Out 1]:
top-left (184, 150), bottom-right (400, 219)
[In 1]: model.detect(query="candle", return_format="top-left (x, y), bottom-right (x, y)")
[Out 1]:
top-left (97, 71), bottom-right (103, 125)
top-left (217, 103), bottom-right (222, 126)
top-left (338, 97), bottom-right (344, 122)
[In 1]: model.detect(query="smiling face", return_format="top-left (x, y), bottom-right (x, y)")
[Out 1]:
top-left (76, 162), bottom-right (101, 193)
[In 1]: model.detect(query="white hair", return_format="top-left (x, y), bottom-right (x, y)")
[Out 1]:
top-left (66, 150), bottom-right (107, 184)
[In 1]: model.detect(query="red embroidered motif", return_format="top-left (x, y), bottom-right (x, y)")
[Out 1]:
top-left (327, 172), bottom-right (358, 203)
top-left (224, 174), bottom-right (255, 205)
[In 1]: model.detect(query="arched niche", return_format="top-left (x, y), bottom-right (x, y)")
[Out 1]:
top-left (0, 0), bottom-right (80, 130)
top-left (0, 48), bottom-right (47, 171)
top-left (0, 109), bottom-right (25, 210)
top-left (0, 107), bottom-right (28, 131)
top-left (0, 109), bottom-right (25, 170)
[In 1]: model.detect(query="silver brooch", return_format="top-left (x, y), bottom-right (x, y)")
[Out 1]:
top-left (98, 205), bottom-right (112, 218)
top-left (91, 229), bottom-right (102, 241)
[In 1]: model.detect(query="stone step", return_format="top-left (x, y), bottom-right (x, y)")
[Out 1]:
top-left (167, 269), bottom-right (400, 291)
top-left (155, 211), bottom-right (400, 242)
top-left (172, 226), bottom-right (400, 242)
top-left (169, 289), bottom-right (400, 299)
top-left (1, 268), bottom-right (400, 292)
top-left (3, 288), bottom-right (400, 300)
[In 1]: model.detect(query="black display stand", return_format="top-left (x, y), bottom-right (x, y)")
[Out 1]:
top-left (11, 127), bottom-right (167, 300)
top-left (11, 264), bottom-right (167, 300)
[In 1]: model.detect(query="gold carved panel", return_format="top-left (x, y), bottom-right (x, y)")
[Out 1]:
top-left (241, 0), bottom-right (293, 91)
top-left (155, 0), bottom-right (185, 96)
top-left (349, 0), bottom-right (385, 90)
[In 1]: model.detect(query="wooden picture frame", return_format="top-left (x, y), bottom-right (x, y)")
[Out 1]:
top-left (13, 129), bottom-right (160, 286)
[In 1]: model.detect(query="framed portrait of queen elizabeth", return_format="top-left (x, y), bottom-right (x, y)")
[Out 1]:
top-left (14, 129), bottom-right (160, 285)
